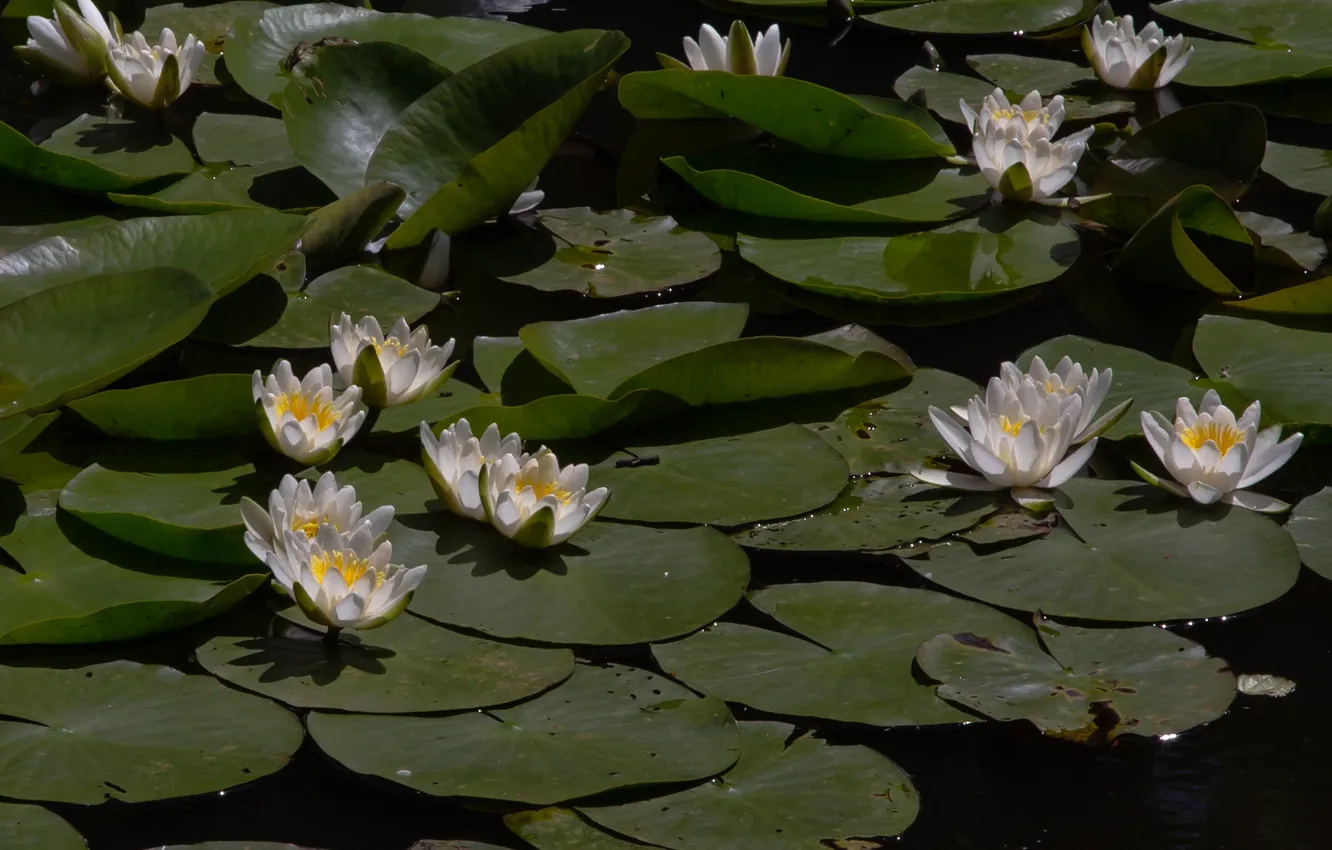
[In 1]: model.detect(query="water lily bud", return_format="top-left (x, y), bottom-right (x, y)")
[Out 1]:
top-left (105, 27), bottom-right (206, 109)
top-left (664, 21), bottom-right (790, 76)
top-left (252, 360), bottom-right (366, 466)
top-left (480, 450), bottom-right (609, 548)
top-left (329, 313), bottom-right (457, 408)
top-left (1083, 14), bottom-right (1193, 90)
top-left (959, 88), bottom-right (1094, 204)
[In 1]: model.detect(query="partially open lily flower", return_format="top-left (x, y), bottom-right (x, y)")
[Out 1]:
top-left (16, 0), bottom-right (118, 86)
top-left (420, 418), bottom-right (541, 522)
top-left (509, 178), bottom-right (545, 215)
top-left (240, 472), bottom-right (395, 593)
top-left (1134, 391), bottom-right (1302, 513)
top-left (953, 356), bottom-right (1125, 444)
top-left (1084, 14), bottom-right (1193, 90)
top-left (252, 360), bottom-right (366, 466)
top-left (662, 20), bottom-right (790, 76)
top-left (915, 375), bottom-right (1099, 510)
top-left (959, 88), bottom-right (1095, 204)
top-left (106, 27), bottom-right (205, 109)
top-left (330, 314), bottom-right (457, 408)
top-left (279, 525), bottom-right (426, 632)
top-left (480, 450), bottom-right (609, 548)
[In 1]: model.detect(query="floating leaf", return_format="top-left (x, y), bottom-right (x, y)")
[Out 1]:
top-left (893, 66), bottom-right (1131, 125)
top-left (434, 388), bottom-right (680, 442)
top-left (302, 182), bottom-right (408, 264)
top-left (0, 659), bottom-right (302, 804)
top-left (1261, 140), bottom-right (1332, 196)
top-left (0, 412), bottom-right (58, 466)
top-left (1113, 185), bottom-right (1252, 295)
top-left (867, 0), bottom-right (1095, 34)
top-left (1193, 314), bottom-right (1332, 424)
top-left (1157, 0), bottom-right (1332, 87)
top-left (918, 615), bottom-right (1236, 741)
top-left (967, 53), bottom-right (1095, 93)
top-left (506, 808), bottom-right (649, 850)
top-left (372, 380), bottom-right (493, 435)
top-left (1289, 488), bottom-right (1332, 580)
top-left (67, 375), bottom-right (255, 440)
top-left (140, 1), bottom-right (276, 85)
top-left (1239, 211), bottom-right (1327, 271)
top-left (0, 115), bottom-right (193, 192)
top-left (654, 582), bottom-right (1024, 726)
top-left (579, 721), bottom-right (918, 848)
top-left (1224, 276), bottom-right (1332, 316)
top-left (0, 802), bottom-right (85, 849)
top-left (308, 663), bottom-right (740, 804)
top-left (907, 477), bottom-right (1301, 622)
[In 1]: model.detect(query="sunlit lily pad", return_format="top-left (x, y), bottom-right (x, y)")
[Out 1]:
top-left (67, 375), bottom-right (255, 440)
top-left (372, 380), bottom-right (493, 435)
top-left (906, 477), bottom-right (1302, 622)
top-left (308, 663), bottom-right (740, 803)
top-left (589, 424), bottom-right (848, 526)
top-left (1193, 314), bottom-right (1332, 425)
top-left (1157, 0), bottom-right (1332, 87)
top-left (1238, 211), bottom-right (1327, 271)
top-left (1223, 277), bottom-right (1332, 316)
top-left (654, 582), bottom-right (1025, 726)
top-left (918, 614), bottom-right (1236, 741)
top-left (867, 0), bottom-right (1094, 34)
top-left (1261, 140), bottom-right (1332, 196)
top-left (0, 115), bottom-right (193, 192)
top-left (197, 606), bottom-right (574, 714)
top-left (0, 513), bottom-right (263, 644)
top-left (579, 721), bottom-right (918, 848)
top-left (0, 803), bottom-right (84, 849)
top-left (967, 53), bottom-right (1095, 93)
top-left (1289, 487), bottom-right (1332, 581)
top-left (140, 1), bottom-right (276, 85)
top-left (0, 658), bottom-right (302, 804)
top-left (394, 514), bottom-right (750, 646)
top-left (457, 208), bottom-right (722, 296)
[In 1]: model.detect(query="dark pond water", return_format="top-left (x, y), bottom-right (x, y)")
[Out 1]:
top-left (8, 0), bottom-right (1332, 848)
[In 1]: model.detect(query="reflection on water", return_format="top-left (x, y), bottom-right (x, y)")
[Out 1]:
top-left (400, 0), bottom-right (551, 19)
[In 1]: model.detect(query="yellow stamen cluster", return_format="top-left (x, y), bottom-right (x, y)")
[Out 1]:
top-left (999, 415), bottom-right (1025, 437)
top-left (993, 107), bottom-right (1047, 124)
top-left (514, 468), bottom-right (573, 504)
top-left (273, 391), bottom-right (340, 430)
top-left (310, 550), bottom-right (384, 589)
top-left (372, 336), bottom-right (408, 359)
top-left (1180, 421), bottom-right (1244, 456)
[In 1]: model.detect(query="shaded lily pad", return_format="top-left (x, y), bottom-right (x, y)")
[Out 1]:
top-left (308, 663), bottom-right (740, 803)
top-left (506, 808), bottom-right (650, 850)
top-left (67, 375), bottom-right (256, 440)
top-left (1193, 314), bottom-right (1332, 425)
top-left (590, 424), bottom-right (848, 526)
top-left (0, 803), bottom-right (84, 850)
top-left (457, 208), bottom-right (721, 296)
top-left (893, 66), bottom-right (1131, 125)
top-left (1223, 276), bottom-right (1332, 316)
top-left (867, 0), bottom-right (1094, 34)
top-left (579, 721), bottom-right (918, 848)
top-left (1238, 211), bottom-right (1327, 271)
top-left (302, 182), bottom-right (407, 264)
top-left (0, 412), bottom-right (58, 466)
top-left (1018, 335), bottom-right (1202, 440)
top-left (733, 476), bottom-right (996, 552)
top-left (654, 582), bottom-right (1025, 726)
top-left (197, 606), bottom-right (574, 714)
top-left (907, 477), bottom-right (1302, 622)
top-left (139, 1), bottom-right (276, 85)
top-left (434, 388), bottom-right (682, 442)
top-left (1261, 139), bottom-right (1332, 196)
top-left (618, 70), bottom-right (952, 158)
top-left (395, 514), bottom-right (750, 646)
top-left (0, 512), bottom-right (263, 644)
top-left (1113, 185), bottom-right (1252, 295)
top-left (1289, 487), bottom-right (1332, 581)
top-left (918, 614), bottom-right (1236, 741)
top-left (0, 269), bottom-right (213, 416)
top-left (967, 53), bottom-right (1095, 93)
top-left (0, 659), bottom-right (302, 804)
top-left (0, 115), bottom-right (193, 192)
top-left (738, 206), bottom-right (1080, 303)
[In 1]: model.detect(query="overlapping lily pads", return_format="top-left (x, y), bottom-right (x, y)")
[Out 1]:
top-left (0, 115), bottom-right (194, 192)
top-left (1112, 185), bottom-right (1252, 295)
top-left (0, 412), bottom-right (58, 466)
top-left (867, 0), bottom-right (1094, 34)
top-left (1193, 314), bottom-right (1332, 424)
top-left (308, 663), bottom-right (740, 803)
top-left (0, 802), bottom-right (85, 849)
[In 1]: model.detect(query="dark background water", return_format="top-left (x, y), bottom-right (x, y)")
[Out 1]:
top-left (11, 0), bottom-right (1332, 847)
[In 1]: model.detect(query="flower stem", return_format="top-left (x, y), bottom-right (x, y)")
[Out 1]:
top-left (323, 626), bottom-right (342, 648)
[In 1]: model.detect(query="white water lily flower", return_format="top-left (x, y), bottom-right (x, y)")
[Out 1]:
top-left (252, 360), bottom-right (366, 466)
top-left (509, 178), bottom-right (545, 215)
top-left (1134, 391), bottom-right (1302, 513)
top-left (240, 472), bottom-right (394, 593)
top-left (330, 313), bottom-right (457, 408)
top-left (105, 27), bottom-right (205, 109)
top-left (279, 524), bottom-right (426, 631)
top-left (480, 450), bottom-right (609, 548)
top-left (959, 88), bottom-right (1095, 204)
top-left (666, 21), bottom-right (790, 76)
top-left (953, 356), bottom-right (1124, 444)
top-left (420, 418), bottom-right (542, 522)
top-left (1084, 14), bottom-right (1193, 90)
top-left (17, 0), bottom-right (117, 86)
top-left (915, 375), bottom-right (1099, 510)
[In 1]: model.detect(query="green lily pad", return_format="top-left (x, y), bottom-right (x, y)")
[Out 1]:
top-left (434, 388), bottom-right (681, 442)
top-left (589, 424), bottom-right (848, 526)
top-left (1158, 0), bottom-right (1332, 87)
top-left (0, 209), bottom-right (308, 306)
top-left (809, 368), bottom-right (980, 474)
top-left (907, 477), bottom-right (1302, 622)
top-left (733, 476), bottom-right (996, 552)
top-left (1018, 335), bottom-right (1202, 440)
top-left (283, 42), bottom-right (452, 200)
top-left (0, 658), bottom-right (301, 804)
top-left (0, 803), bottom-right (84, 849)
top-left (893, 65), bottom-right (1131, 125)
top-left (58, 451), bottom-right (265, 565)
top-left (1113, 185), bottom-right (1252, 295)
top-left (372, 380), bottom-right (492, 435)
top-left (457, 208), bottom-right (722, 297)
top-left (664, 152), bottom-right (990, 224)
top-left (918, 614), bottom-right (1236, 741)
top-left (139, 1), bottom-right (276, 86)
top-left (655, 582), bottom-right (1025, 726)
top-left (1239, 211), bottom-right (1327, 271)
top-left (619, 70), bottom-right (952, 159)
top-left (0, 115), bottom-right (193, 192)
top-left (738, 206), bottom-right (1080, 303)
top-left (867, 0), bottom-right (1094, 34)
top-left (0, 217), bottom-right (114, 258)
top-left (197, 606), bottom-right (574, 714)
top-left (579, 721), bottom-right (918, 848)
top-left (302, 182), bottom-right (407, 264)
top-left (0, 512), bottom-right (263, 644)
top-left (227, 2), bottom-right (545, 107)
top-left (0, 412), bottom-right (58, 466)
top-left (967, 53), bottom-right (1096, 93)
top-left (1289, 487), bottom-right (1332, 581)
top-left (506, 808), bottom-right (650, 850)
top-left (1193, 314), bottom-right (1332, 425)
top-left (1261, 140), bottom-right (1332, 196)
top-left (374, 30), bottom-right (631, 246)
top-left (395, 514), bottom-right (750, 645)
top-left (1224, 276), bottom-right (1332, 316)
top-left (308, 663), bottom-right (740, 804)
top-left (67, 375), bottom-right (255, 440)
top-left (0, 269), bottom-right (213, 416)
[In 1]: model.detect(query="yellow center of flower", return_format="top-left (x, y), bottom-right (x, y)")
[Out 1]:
top-left (999, 415), bottom-right (1024, 437)
top-left (992, 107), bottom-right (1046, 124)
top-left (1180, 421), bottom-right (1244, 456)
top-left (292, 514), bottom-right (339, 539)
top-left (273, 391), bottom-right (340, 430)
top-left (309, 550), bottom-right (383, 589)
top-left (372, 336), bottom-right (407, 359)
top-left (514, 468), bottom-right (573, 504)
